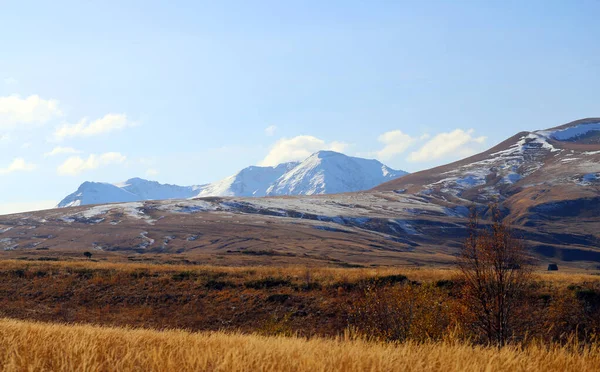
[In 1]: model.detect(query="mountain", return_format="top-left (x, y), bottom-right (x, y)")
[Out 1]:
top-left (57, 178), bottom-right (203, 208)
top-left (267, 151), bottom-right (408, 196)
top-left (374, 118), bottom-right (600, 209)
top-left (374, 117), bottom-right (600, 259)
top-left (57, 182), bottom-right (142, 208)
top-left (5, 118), bottom-right (600, 268)
top-left (197, 162), bottom-right (299, 197)
top-left (58, 152), bottom-right (408, 207)
top-left (117, 178), bottom-right (204, 201)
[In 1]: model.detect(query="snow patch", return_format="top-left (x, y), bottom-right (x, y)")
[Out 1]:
top-left (546, 122), bottom-right (600, 141)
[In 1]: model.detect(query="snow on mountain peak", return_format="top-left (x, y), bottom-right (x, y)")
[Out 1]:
top-left (266, 151), bottom-right (407, 196)
top-left (545, 122), bottom-right (600, 142)
top-left (533, 118), bottom-right (600, 144)
top-left (196, 162), bottom-right (300, 198)
top-left (58, 152), bottom-right (408, 207)
top-left (57, 179), bottom-right (203, 208)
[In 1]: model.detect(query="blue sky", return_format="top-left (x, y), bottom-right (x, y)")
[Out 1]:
top-left (1, 0), bottom-right (599, 214)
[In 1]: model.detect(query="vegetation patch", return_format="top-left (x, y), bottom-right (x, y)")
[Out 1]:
top-left (266, 294), bottom-right (290, 303)
top-left (245, 277), bottom-right (292, 289)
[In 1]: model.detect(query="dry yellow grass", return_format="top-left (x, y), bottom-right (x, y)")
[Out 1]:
top-left (2, 259), bottom-right (598, 286)
top-left (0, 318), bottom-right (599, 372)
top-left (0, 259), bottom-right (457, 285)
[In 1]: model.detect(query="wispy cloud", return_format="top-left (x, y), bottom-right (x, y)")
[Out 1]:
top-left (0, 158), bottom-right (37, 175)
top-left (260, 135), bottom-right (347, 166)
top-left (265, 125), bottom-right (277, 136)
top-left (3, 77), bottom-right (18, 86)
top-left (44, 146), bottom-right (82, 157)
top-left (145, 168), bottom-right (159, 177)
top-left (408, 129), bottom-right (487, 162)
top-left (53, 114), bottom-right (136, 141)
top-left (57, 152), bottom-right (127, 175)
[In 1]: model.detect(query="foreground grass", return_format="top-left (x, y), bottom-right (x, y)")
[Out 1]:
top-left (0, 318), bottom-right (599, 372)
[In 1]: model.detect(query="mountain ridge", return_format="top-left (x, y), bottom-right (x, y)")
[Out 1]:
top-left (4, 118), bottom-right (600, 268)
top-left (57, 151), bottom-right (408, 207)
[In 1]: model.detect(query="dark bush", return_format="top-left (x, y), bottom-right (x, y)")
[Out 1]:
top-left (245, 277), bottom-right (292, 289)
top-left (299, 282), bottom-right (322, 291)
top-left (172, 271), bottom-right (194, 281)
top-left (435, 279), bottom-right (455, 289)
top-left (12, 269), bottom-right (26, 278)
top-left (266, 294), bottom-right (290, 303)
top-left (204, 280), bottom-right (234, 290)
top-left (37, 257), bottom-right (58, 261)
top-left (575, 288), bottom-right (600, 313)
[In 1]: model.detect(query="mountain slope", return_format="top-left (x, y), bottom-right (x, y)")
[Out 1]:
top-left (267, 151), bottom-right (408, 196)
top-left (57, 182), bottom-right (142, 207)
top-left (197, 162), bottom-right (299, 197)
top-left (7, 118), bottom-right (600, 268)
top-left (58, 152), bottom-right (408, 206)
top-left (374, 117), bottom-right (600, 259)
top-left (374, 118), bottom-right (600, 206)
top-left (57, 179), bottom-right (203, 207)
top-left (117, 178), bottom-right (203, 200)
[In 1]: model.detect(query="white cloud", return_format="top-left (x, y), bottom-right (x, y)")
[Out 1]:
top-left (260, 135), bottom-right (348, 166)
top-left (375, 130), bottom-right (416, 160)
top-left (0, 200), bottom-right (57, 216)
top-left (146, 168), bottom-right (159, 177)
top-left (265, 125), bottom-right (277, 136)
top-left (408, 129), bottom-right (487, 162)
top-left (57, 152), bottom-right (127, 176)
top-left (0, 158), bottom-right (37, 175)
top-left (44, 146), bottom-right (82, 157)
top-left (53, 114), bottom-right (135, 141)
top-left (0, 133), bottom-right (10, 142)
top-left (0, 94), bottom-right (62, 128)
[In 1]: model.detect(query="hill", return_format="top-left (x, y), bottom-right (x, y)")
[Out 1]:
top-left (4, 119), bottom-right (600, 267)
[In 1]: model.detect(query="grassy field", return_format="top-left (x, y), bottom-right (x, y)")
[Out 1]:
top-left (0, 318), bottom-right (599, 372)
top-left (1, 258), bottom-right (597, 284)
top-left (1, 259), bottom-right (599, 370)
top-left (0, 259), bottom-right (598, 336)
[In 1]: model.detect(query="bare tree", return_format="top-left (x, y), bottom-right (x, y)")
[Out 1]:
top-left (458, 204), bottom-right (531, 347)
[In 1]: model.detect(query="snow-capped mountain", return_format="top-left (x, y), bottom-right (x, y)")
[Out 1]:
top-left (57, 182), bottom-right (142, 207)
top-left (116, 178), bottom-right (204, 201)
top-left (197, 162), bottom-right (299, 197)
top-left (375, 117), bottom-right (600, 224)
top-left (14, 118), bottom-right (600, 267)
top-left (267, 151), bottom-right (408, 196)
top-left (57, 152), bottom-right (408, 207)
top-left (57, 178), bottom-right (204, 208)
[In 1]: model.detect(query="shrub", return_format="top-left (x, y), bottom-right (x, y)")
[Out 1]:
top-left (347, 283), bottom-right (455, 342)
top-left (171, 271), bottom-right (194, 281)
top-left (457, 204), bottom-right (531, 346)
top-left (245, 277), bottom-right (292, 289)
top-left (204, 280), bottom-right (234, 290)
top-left (266, 294), bottom-right (290, 303)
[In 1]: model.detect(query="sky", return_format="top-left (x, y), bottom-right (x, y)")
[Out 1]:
top-left (1, 0), bottom-right (599, 215)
